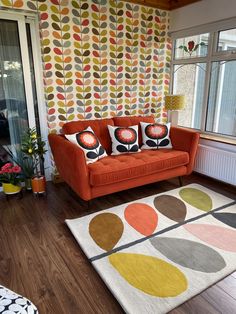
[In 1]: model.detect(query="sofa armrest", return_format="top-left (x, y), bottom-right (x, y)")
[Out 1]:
top-left (170, 127), bottom-right (200, 175)
top-left (48, 134), bottom-right (91, 200)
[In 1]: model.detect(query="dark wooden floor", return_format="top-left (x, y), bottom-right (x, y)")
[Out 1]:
top-left (0, 173), bottom-right (235, 314)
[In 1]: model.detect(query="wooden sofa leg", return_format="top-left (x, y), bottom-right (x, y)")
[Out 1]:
top-left (86, 200), bottom-right (91, 210)
top-left (178, 176), bottom-right (183, 187)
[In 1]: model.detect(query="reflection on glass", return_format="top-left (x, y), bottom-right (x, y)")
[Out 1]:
top-left (206, 61), bottom-right (236, 136)
top-left (26, 23), bottom-right (40, 134)
top-left (0, 19), bottom-right (28, 162)
top-left (218, 28), bottom-right (236, 52)
top-left (174, 33), bottom-right (209, 59)
top-left (173, 63), bottom-right (206, 129)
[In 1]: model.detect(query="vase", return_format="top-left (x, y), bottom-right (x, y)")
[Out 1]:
top-left (24, 178), bottom-right (32, 190)
top-left (31, 176), bottom-right (46, 194)
top-left (2, 183), bottom-right (22, 195)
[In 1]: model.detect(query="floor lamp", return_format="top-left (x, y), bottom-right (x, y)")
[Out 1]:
top-left (165, 95), bottom-right (185, 126)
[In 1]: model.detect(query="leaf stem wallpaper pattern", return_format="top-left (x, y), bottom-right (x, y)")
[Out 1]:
top-left (0, 0), bottom-right (171, 133)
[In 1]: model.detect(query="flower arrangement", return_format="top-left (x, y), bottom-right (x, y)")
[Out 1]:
top-left (179, 40), bottom-right (205, 56)
top-left (0, 163), bottom-right (22, 185)
top-left (2, 143), bottom-right (35, 192)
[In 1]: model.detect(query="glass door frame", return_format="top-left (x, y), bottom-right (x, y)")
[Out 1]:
top-left (0, 11), bottom-right (50, 180)
top-left (0, 11), bottom-right (36, 128)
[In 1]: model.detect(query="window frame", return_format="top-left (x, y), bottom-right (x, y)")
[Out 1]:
top-left (170, 17), bottom-right (236, 140)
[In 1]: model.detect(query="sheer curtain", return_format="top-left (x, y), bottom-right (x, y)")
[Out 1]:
top-left (0, 19), bottom-right (28, 152)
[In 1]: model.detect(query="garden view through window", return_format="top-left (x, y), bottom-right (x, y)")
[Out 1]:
top-left (172, 23), bottom-right (236, 138)
top-left (0, 14), bottom-right (39, 167)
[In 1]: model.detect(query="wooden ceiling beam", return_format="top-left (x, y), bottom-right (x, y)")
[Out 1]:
top-left (170, 0), bottom-right (201, 10)
top-left (123, 0), bottom-right (201, 10)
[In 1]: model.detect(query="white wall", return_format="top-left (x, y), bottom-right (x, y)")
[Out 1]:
top-left (170, 0), bottom-right (236, 32)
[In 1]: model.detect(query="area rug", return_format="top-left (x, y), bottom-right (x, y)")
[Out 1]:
top-left (66, 184), bottom-right (236, 314)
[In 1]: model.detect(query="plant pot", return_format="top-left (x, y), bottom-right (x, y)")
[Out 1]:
top-left (24, 178), bottom-right (32, 190)
top-left (2, 183), bottom-right (22, 195)
top-left (31, 176), bottom-right (46, 194)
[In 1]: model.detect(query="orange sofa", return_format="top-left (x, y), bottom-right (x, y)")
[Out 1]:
top-left (48, 116), bottom-right (200, 201)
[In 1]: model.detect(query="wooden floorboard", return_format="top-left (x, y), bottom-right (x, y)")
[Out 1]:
top-left (0, 173), bottom-right (235, 313)
top-left (232, 272), bottom-right (236, 280)
top-left (216, 274), bottom-right (236, 299)
top-left (169, 294), bottom-right (221, 314)
top-left (201, 285), bottom-right (236, 314)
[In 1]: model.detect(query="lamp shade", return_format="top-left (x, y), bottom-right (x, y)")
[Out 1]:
top-left (165, 95), bottom-right (185, 110)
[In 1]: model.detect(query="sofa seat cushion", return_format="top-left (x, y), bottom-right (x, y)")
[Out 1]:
top-left (88, 149), bottom-right (189, 186)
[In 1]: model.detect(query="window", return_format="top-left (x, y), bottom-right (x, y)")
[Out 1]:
top-left (171, 18), bottom-right (236, 138)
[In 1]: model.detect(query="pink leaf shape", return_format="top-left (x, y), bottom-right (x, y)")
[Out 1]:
top-left (184, 224), bottom-right (236, 252)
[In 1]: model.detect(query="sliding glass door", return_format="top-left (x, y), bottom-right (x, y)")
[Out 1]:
top-left (0, 13), bottom-right (37, 162)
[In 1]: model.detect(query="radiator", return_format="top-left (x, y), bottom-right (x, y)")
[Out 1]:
top-left (194, 144), bottom-right (236, 186)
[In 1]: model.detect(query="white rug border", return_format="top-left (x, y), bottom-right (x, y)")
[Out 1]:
top-left (65, 184), bottom-right (236, 314)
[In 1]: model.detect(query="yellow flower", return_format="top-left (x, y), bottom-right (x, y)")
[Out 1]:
top-left (31, 133), bottom-right (37, 139)
top-left (28, 148), bottom-right (33, 154)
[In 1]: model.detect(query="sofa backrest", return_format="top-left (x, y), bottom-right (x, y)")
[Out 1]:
top-left (62, 116), bottom-right (155, 153)
top-left (113, 116), bottom-right (155, 146)
top-left (62, 118), bottom-right (114, 154)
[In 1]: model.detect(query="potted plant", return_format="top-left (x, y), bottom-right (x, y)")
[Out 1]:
top-left (0, 162), bottom-right (22, 195)
top-left (20, 128), bottom-right (47, 194)
top-left (3, 146), bottom-right (35, 191)
top-left (17, 152), bottom-right (35, 190)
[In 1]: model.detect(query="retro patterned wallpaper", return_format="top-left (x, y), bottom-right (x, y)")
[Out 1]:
top-left (0, 0), bottom-right (171, 134)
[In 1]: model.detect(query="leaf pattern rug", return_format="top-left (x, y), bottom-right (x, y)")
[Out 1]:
top-left (66, 184), bottom-right (236, 314)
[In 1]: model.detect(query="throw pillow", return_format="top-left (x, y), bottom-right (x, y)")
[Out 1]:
top-left (0, 285), bottom-right (38, 314)
top-left (65, 126), bottom-right (107, 164)
top-left (108, 125), bottom-right (140, 155)
top-left (140, 122), bottom-right (172, 149)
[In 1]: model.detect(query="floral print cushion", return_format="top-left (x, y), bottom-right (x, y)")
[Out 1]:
top-left (65, 126), bottom-right (107, 164)
top-left (140, 122), bottom-right (172, 150)
top-left (108, 125), bottom-right (140, 155)
top-left (0, 285), bottom-right (38, 314)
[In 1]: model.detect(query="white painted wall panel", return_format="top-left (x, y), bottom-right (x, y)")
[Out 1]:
top-left (170, 0), bottom-right (236, 32)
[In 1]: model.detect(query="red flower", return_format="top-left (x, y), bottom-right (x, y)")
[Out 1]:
top-left (115, 128), bottom-right (137, 145)
top-left (188, 41), bottom-right (195, 52)
top-left (179, 40), bottom-right (205, 56)
top-left (12, 166), bottom-right (21, 173)
top-left (1, 162), bottom-right (13, 171)
top-left (145, 124), bottom-right (168, 140)
top-left (76, 131), bottom-right (99, 150)
top-left (0, 162), bottom-right (21, 185)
